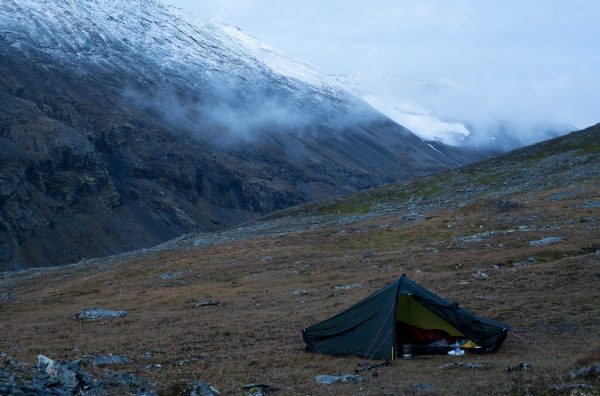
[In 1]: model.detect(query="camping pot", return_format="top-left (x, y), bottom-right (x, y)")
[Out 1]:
top-left (401, 343), bottom-right (413, 360)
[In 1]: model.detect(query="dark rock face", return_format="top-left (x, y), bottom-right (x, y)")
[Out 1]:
top-left (0, 1), bottom-right (484, 271)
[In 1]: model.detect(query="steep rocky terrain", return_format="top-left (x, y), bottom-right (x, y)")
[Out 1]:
top-left (0, 0), bottom-right (482, 271)
top-left (0, 125), bottom-right (598, 395)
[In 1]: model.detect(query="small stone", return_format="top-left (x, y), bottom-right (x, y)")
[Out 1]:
top-left (193, 300), bottom-right (219, 308)
top-left (412, 382), bottom-right (433, 393)
top-left (1, 292), bottom-right (13, 301)
top-left (241, 383), bottom-right (279, 395)
top-left (260, 256), bottom-right (275, 263)
top-left (142, 351), bottom-right (153, 360)
top-left (473, 271), bottom-right (489, 279)
top-left (568, 362), bottom-right (600, 379)
top-left (159, 272), bottom-right (175, 279)
top-left (334, 283), bottom-right (362, 291)
top-left (74, 308), bottom-right (127, 321)
top-left (292, 289), bottom-right (308, 297)
top-left (506, 362), bottom-right (534, 372)
top-left (91, 355), bottom-right (133, 367)
top-left (105, 371), bottom-right (146, 387)
top-left (315, 374), bottom-right (363, 384)
top-left (143, 364), bottom-right (162, 371)
top-left (362, 251), bottom-right (375, 259)
top-left (529, 237), bottom-right (564, 247)
top-left (190, 380), bottom-right (220, 395)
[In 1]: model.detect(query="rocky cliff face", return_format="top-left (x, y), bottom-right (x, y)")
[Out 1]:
top-left (0, 0), bottom-right (483, 270)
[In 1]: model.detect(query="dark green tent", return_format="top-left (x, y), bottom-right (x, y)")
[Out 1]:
top-left (302, 274), bottom-right (509, 361)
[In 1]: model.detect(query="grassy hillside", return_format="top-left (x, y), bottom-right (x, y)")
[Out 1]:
top-left (1, 125), bottom-right (599, 395)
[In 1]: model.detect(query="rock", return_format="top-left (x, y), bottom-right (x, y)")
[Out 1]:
top-left (568, 362), bottom-right (600, 379)
top-left (260, 256), bottom-right (275, 263)
top-left (506, 362), bottom-right (534, 372)
top-left (581, 200), bottom-right (600, 209)
top-left (38, 354), bottom-right (63, 377)
top-left (190, 380), bottom-right (220, 395)
top-left (315, 374), bottom-right (364, 384)
top-left (440, 362), bottom-right (485, 370)
top-left (159, 272), bottom-right (175, 279)
top-left (143, 364), bottom-right (162, 371)
top-left (193, 300), bottom-right (219, 308)
top-left (0, 292), bottom-right (12, 301)
top-left (334, 283), bottom-right (362, 291)
top-left (473, 271), bottom-right (489, 279)
top-left (292, 289), bottom-right (308, 296)
top-left (92, 355), bottom-right (133, 367)
top-left (142, 351), bottom-right (154, 360)
top-left (412, 382), bottom-right (433, 393)
top-left (529, 237), bottom-right (564, 247)
top-left (74, 307), bottom-right (127, 321)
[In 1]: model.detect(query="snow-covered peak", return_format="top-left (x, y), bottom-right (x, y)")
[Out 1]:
top-left (0, 0), bottom-right (348, 101)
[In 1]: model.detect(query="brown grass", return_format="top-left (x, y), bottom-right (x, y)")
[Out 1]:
top-left (1, 182), bottom-right (599, 395)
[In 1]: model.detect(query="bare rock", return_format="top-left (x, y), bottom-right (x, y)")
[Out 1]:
top-left (74, 307), bottom-right (127, 321)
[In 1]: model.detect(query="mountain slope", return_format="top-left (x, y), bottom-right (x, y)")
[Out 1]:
top-left (0, 0), bottom-right (484, 270)
top-left (0, 126), bottom-right (598, 395)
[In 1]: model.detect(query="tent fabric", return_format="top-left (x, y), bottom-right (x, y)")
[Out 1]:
top-left (303, 274), bottom-right (509, 361)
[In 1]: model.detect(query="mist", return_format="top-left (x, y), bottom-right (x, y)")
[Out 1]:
top-left (166, 0), bottom-right (600, 149)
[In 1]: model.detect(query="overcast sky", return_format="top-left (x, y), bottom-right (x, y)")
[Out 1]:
top-left (166, 0), bottom-right (600, 145)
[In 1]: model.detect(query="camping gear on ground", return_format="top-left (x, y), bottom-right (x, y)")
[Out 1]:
top-left (303, 274), bottom-right (509, 361)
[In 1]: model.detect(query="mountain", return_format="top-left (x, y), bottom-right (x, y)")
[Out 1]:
top-left (0, 125), bottom-right (598, 394)
top-left (0, 0), bottom-right (485, 271)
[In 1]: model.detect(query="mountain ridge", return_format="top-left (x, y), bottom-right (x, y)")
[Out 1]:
top-left (0, 0), bottom-right (484, 270)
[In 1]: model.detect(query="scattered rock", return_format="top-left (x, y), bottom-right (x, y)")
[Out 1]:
top-left (190, 380), bottom-right (220, 395)
top-left (362, 251), bottom-right (375, 259)
top-left (473, 271), bottom-right (489, 279)
top-left (292, 289), bottom-right (308, 297)
top-left (506, 362), bottom-right (534, 372)
top-left (412, 382), bottom-right (433, 393)
top-left (568, 362), bottom-right (600, 379)
top-left (74, 307), bottom-right (127, 321)
top-left (334, 284), bottom-right (362, 291)
top-left (260, 256), bottom-right (275, 263)
top-left (193, 300), bottom-right (219, 308)
top-left (315, 374), bottom-right (364, 384)
top-left (144, 364), bottom-right (162, 371)
top-left (529, 237), bottom-right (564, 247)
top-left (92, 354), bottom-right (133, 367)
top-left (549, 383), bottom-right (590, 392)
top-left (440, 362), bottom-right (485, 370)
top-left (0, 292), bottom-right (12, 301)
top-left (159, 272), bottom-right (175, 279)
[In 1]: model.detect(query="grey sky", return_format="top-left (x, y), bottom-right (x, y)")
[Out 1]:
top-left (166, 0), bottom-right (600, 144)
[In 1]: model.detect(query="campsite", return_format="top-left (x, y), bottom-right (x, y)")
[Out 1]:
top-left (1, 128), bottom-right (599, 394)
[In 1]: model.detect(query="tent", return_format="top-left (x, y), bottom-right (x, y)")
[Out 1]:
top-left (302, 274), bottom-right (509, 361)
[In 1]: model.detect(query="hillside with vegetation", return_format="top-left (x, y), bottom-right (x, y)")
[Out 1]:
top-left (0, 125), bottom-right (599, 394)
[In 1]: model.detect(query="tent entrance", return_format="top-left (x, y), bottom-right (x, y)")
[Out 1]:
top-left (395, 295), bottom-right (464, 353)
